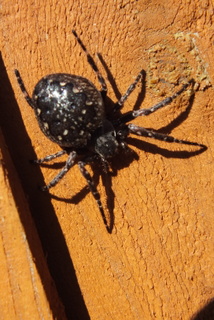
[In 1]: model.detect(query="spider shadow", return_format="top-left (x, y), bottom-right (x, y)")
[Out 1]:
top-left (128, 137), bottom-right (206, 159)
top-left (97, 53), bottom-right (146, 113)
top-left (42, 149), bottom-right (139, 233)
top-left (128, 92), bottom-right (207, 158)
top-left (156, 89), bottom-right (197, 136)
top-left (45, 160), bottom-right (118, 233)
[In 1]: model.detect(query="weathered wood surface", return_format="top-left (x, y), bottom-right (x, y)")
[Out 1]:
top-left (1, 0), bottom-right (214, 319)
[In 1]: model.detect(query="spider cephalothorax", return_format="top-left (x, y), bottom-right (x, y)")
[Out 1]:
top-left (15, 30), bottom-right (204, 232)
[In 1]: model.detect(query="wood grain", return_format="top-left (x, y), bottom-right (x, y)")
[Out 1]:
top-left (1, 0), bottom-right (214, 319)
top-left (0, 130), bottom-right (66, 319)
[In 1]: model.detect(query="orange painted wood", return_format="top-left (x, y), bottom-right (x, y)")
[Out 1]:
top-left (1, 0), bottom-right (214, 319)
top-left (0, 131), bottom-right (66, 319)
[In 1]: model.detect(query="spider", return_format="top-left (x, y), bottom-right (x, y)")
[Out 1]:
top-left (15, 30), bottom-right (204, 233)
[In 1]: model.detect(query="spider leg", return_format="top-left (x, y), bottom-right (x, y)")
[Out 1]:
top-left (113, 69), bottom-right (145, 113)
top-left (42, 151), bottom-right (77, 190)
top-left (128, 124), bottom-right (204, 147)
top-left (33, 150), bottom-right (67, 164)
top-left (14, 69), bottom-right (35, 108)
top-left (115, 80), bottom-right (194, 125)
top-left (72, 30), bottom-right (107, 99)
top-left (78, 160), bottom-right (110, 232)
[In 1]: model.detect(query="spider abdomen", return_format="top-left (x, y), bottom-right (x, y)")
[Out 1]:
top-left (33, 73), bottom-right (105, 148)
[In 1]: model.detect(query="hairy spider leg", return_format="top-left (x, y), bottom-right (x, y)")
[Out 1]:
top-left (41, 151), bottom-right (77, 191)
top-left (78, 160), bottom-right (110, 233)
top-left (72, 30), bottom-right (107, 99)
top-left (115, 79), bottom-right (204, 147)
top-left (127, 124), bottom-right (205, 147)
top-left (113, 69), bottom-right (146, 113)
top-left (14, 69), bottom-right (35, 108)
top-left (116, 80), bottom-right (194, 125)
top-left (33, 150), bottom-right (67, 164)
top-left (132, 80), bottom-right (194, 118)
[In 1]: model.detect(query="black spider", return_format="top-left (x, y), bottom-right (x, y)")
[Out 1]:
top-left (15, 30), bottom-right (204, 233)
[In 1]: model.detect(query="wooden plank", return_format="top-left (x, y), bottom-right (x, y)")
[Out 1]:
top-left (0, 130), bottom-right (66, 319)
top-left (1, 0), bottom-right (214, 319)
